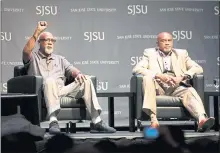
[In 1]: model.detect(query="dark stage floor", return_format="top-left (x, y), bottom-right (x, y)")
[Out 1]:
top-left (42, 120), bottom-right (219, 141)
top-left (44, 130), bottom-right (219, 140)
top-left (41, 130), bottom-right (219, 153)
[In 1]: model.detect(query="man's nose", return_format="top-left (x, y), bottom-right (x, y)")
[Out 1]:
top-left (165, 41), bottom-right (170, 45)
top-left (48, 41), bottom-right (53, 45)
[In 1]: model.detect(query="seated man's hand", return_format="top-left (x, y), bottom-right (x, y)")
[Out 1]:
top-left (169, 76), bottom-right (184, 86)
top-left (155, 74), bottom-right (176, 87)
top-left (75, 73), bottom-right (87, 84)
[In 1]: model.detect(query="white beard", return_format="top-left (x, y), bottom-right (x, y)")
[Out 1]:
top-left (45, 47), bottom-right (53, 55)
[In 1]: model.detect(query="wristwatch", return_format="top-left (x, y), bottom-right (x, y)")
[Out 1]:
top-left (184, 74), bottom-right (191, 80)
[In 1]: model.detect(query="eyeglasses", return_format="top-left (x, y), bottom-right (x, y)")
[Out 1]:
top-left (40, 38), bottom-right (56, 43)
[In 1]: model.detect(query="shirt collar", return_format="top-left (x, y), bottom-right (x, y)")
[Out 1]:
top-left (38, 50), bottom-right (55, 60)
top-left (156, 47), bottom-right (173, 57)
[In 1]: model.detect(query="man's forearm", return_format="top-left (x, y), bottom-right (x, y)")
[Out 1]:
top-left (23, 30), bottom-right (41, 56)
top-left (23, 30), bottom-right (41, 63)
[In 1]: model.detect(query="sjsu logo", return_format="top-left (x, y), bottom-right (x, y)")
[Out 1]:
top-left (97, 80), bottom-right (108, 91)
top-left (172, 31), bottom-right (192, 41)
top-left (1, 83), bottom-right (7, 93)
top-left (214, 6), bottom-right (219, 15)
top-left (1, 32), bottom-right (12, 41)
top-left (84, 32), bottom-right (105, 42)
top-left (36, 6), bottom-right (58, 16)
top-left (131, 56), bottom-right (142, 66)
top-left (128, 5), bottom-right (147, 15)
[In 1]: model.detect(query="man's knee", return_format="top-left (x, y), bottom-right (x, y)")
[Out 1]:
top-left (143, 74), bottom-right (154, 82)
top-left (143, 75), bottom-right (155, 87)
top-left (185, 87), bottom-right (197, 94)
top-left (43, 77), bottom-right (56, 86)
top-left (84, 75), bottom-right (93, 85)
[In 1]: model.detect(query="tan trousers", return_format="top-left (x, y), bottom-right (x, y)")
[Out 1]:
top-left (43, 76), bottom-right (102, 120)
top-left (142, 74), bottom-right (207, 120)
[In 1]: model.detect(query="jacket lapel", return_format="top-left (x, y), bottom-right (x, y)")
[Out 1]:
top-left (156, 51), bottom-right (164, 72)
top-left (171, 50), bottom-right (180, 76)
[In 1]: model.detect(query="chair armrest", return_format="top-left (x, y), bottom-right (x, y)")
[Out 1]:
top-left (7, 75), bottom-right (44, 122)
top-left (191, 74), bottom-right (204, 104)
top-left (7, 75), bottom-right (43, 94)
top-left (130, 74), bottom-right (143, 119)
top-left (90, 75), bottom-right (97, 92)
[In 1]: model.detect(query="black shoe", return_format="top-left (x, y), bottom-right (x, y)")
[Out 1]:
top-left (49, 121), bottom-right (61, 134)
top-left (90, 121), bottom-right (116, 133)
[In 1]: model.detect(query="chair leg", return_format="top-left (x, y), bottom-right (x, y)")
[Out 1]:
top-left (129, 96), bottom-right (135, 132)
top-left (65, 122), bottom-right (70, 133)
top-left (69, 121), bottom-right (76, 133)
top-left (194, 121), bottom-right (198, 132)
top-left (137, 120), bottom-right (142, 132)
top-left (129, 119), bottom-right (135, 132)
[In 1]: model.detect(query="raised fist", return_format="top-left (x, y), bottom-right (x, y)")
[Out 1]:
top-left (37, 21), bottom-right (48, 33)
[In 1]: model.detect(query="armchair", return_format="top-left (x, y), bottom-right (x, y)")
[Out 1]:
top-left (130, 74), bottom-right (205, 131)
top-left (7, 65), bottom-right (95, 125)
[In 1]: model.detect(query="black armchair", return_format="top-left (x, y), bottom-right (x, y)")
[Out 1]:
top-left (130, 74), bottom-right (205, 131)
top-left (7, 65), bottom-right (95, 125)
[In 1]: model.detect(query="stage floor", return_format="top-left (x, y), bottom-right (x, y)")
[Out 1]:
top-left (44, 130), bottom-right (219, 140)
top-left (42, 120), bottom-right (219, 141)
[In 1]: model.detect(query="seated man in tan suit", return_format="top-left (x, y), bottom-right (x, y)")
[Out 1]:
top-left (132, 32), bottom-right (215, 132)
top-left (23, 21), bottom-right (116, 134)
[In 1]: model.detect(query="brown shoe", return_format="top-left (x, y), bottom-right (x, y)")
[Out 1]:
top-left (197, 117), bottom-right (215, 132)
top-left (150, 122), bottom-right (159, 128)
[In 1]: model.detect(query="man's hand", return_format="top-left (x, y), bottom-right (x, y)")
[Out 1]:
top-left (155, 74), bottom-right (175, 87)
top-left (36, 21), bottom-right (48, 34)
top-left (75, 73), bottom-right (87, 84)
top-left (169, 76), bottom-right (184, 86)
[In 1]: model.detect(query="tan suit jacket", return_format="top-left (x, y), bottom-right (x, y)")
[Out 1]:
top-left (132, 47), bottom-right (203, 84)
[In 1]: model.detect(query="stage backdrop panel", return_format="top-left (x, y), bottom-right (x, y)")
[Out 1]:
top-left (1, 0), bottom-right (219, 125)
